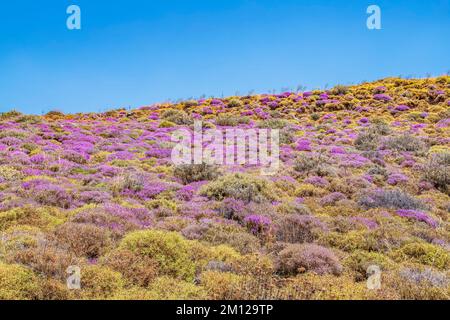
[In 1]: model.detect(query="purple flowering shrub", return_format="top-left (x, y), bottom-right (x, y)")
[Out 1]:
top-left (21, 179), bottom-right (74, 209)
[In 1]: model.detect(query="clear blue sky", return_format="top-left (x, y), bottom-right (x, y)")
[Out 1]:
top-left (1, 0), bottom-right (449, 114)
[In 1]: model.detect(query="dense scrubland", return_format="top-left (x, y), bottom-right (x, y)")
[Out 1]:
top-left (0, 76), bottom-right (449, 300)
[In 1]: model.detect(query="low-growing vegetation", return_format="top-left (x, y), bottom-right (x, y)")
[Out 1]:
top-left (0, 76), bottom-right (449, 300)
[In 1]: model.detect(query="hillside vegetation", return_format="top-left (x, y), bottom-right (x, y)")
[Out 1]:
top-left (0, 76), bottom-right (449, 300)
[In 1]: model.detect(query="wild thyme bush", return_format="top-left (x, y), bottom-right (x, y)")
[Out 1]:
top-left (76, 265), bottom-right (124, 299)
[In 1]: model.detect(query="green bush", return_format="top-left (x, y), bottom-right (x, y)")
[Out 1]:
top-left (0, 110), bottom-right (22, 120)
top-left (0, 206), bottom-right (64, 231)
top-left (391, 243), bottom-right (449, 270)
top-left (158, 120), bottom-right (176, 128)
top-left (161, 109), bottom-right (192, 125)
top-left (227, 99), bottom-right (243, 108)
top-left (77, 265), bottom-right (124, 299)
top-left (200, 225), bottom-right (261, 255)
top-left (284, 273), bottom-right (371, 300)
top-left (173, 163), bottom-right (220, 184)
top-left (0, 263), bottom-right (40, 300)
top-left (119, 230), bottom-right (196, 281)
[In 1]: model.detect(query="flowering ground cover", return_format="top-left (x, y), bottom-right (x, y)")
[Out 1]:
top-left (0, 76), bottom-right (449, 300)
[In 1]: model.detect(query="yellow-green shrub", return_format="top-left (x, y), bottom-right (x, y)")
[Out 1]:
top-left (0, 206), bottom-right (65, 231)
top-left (76, 265), bottom-right (124, 299)
top-left (343, 250), bottom-right (396, 280)
top-left (200, 271), bottom-right (243, 300)
top-left (39, 278), bottom-right (72, 300)
top-left (110, 287), bottom-right (155, 300)
top-left (0, 166), bottom-right (23, 181)
top-left (0, 263), bottom-right (40, 300)
top-left (390, 243), bottom-right (449, 270)
top-left (381, 269), bottom-right (449, 300)
top-left (200, 224), bottom-right (261, 254)
top-left (200, 173), bottom-right (277, 203)
top-left (295, 184), bottom-right (326, 197)
top-left (285, 274), bottom-right (369, 300)
top-left (119, 230), bottom-right (196, 281)
top-left (158, 120), bottom-right (176, 128)
top-left (146, 276), bottom-right (207, 300)
top-left (0, 225), bottom-right (45, 256)
top-left (319, 231), bottom-right (377, 252)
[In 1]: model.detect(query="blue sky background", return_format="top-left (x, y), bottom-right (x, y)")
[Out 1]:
top-left (0, 0), bottom-right (449, 114)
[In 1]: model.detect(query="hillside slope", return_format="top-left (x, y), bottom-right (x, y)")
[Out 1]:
top-left (0, 76), bottom-right (449, 300)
